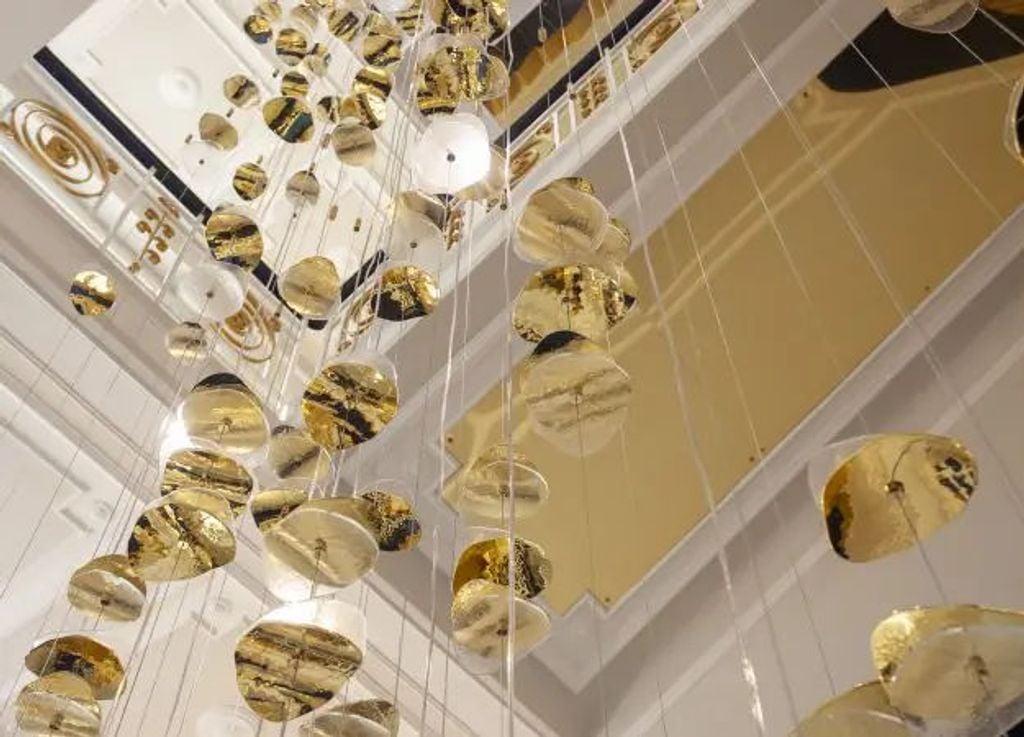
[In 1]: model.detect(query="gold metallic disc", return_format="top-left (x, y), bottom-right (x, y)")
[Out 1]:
top-left (302, 699), bottom-right (399, 737)
top-left (234, 604), bottom-right (364, 722)
top-left (285, 169), bottom-right (321, 207)
top-left (316, 95), bottom-right (346, 124)
top-left (872, 605), bottom-right (1024, 721)
top-left (281, 256), bottom-right (341, 317)
top-left (361, 15), bottom-right (403, 71)
top-left (276, 27), bottom-right (309, 66)
top-left (353, 66), bottom-right (393, 101)
top-left (788, 682), bottom-right (909, 737)
top-left (885, 0), bottom-right (978, 33)
top-left (598, 217), bottom-right (631, 264)
top-left (301, 360), bottom-right (399, 451)
top-left (161, 448), bottom-right (253, 515)
top-left (66, 555), bottom-right (146, 623)
top-left (224, 74), bottom-right (261, 108)
top-left (1006, 75), bottom-right (1024, 163)
top-left (259, 0), bottom-right (284, 20)
top-left (305, 42), bottom-right (333, 76)
top-left (205, 208), bottom-right (264, 271)
top-left (520, 331), bottom-right (632, 456)
top-left (267, 425), bottom-right (332, 485)
top-left (453, 536), bottom-right (551, 600)
top-left (419, 45), bottom-right (508, 106)
top-left (25, 635), bottom-right (124, 701)
top-left (179, 373), bottom-right (270, 456)
top-left (459, 444), bottom-right (549, 521)
top-left (232, 161), bottom-right (269, 201)
top-left (395, 0), bottom-right (427, 34)
top-left (15, 673), bottom-right (101, 737)
top-left (128, 488), bottom-right (236, 582)
top-left (199, 113), bottom-right (238, 151)
top-left (338, 289), bottom-right (377, 352)
top-left (611, 264), bottom-right (640, 313)
top-left (331, 122), bottom-right (376, 167)
top-left (281, 70), bottom-right (311, 98)
top-left (821, 433), bottom-right (976, 563)
top-left (244, 13), bottom-right (274, 44)
top-left (372, 264), bottom-right (439, 321)
top-left (516, 178), bottom-right (608, 265)
top-left (328, 5), bottom-right (364, 40)
top-left (290, 4), bottom-right (320, 31)
top-left (263, 96), bottom-right (315, 144)
top-left (165, 321), bottom-right (209, 361)
top-left (264, 498), bottom-right (379, 586)
top-left (512, 263), bottom-right (626, 343)
top-left (251, 487), bottom-right (309, 533)
top-left (432, 0), bottom-right (508, 42)
top-left (357, 490), bottom-right (421, 552)
top-left (69, 271), bottom-right (115, 317)
top-left (339, 92), bottom-right (387, 131)
top-left (451, 580), bottom-right (550, 659)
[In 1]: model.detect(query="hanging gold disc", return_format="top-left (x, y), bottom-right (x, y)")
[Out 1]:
top-left (431, 0), bottom-right (508, 42)
top-left (281, 256), bottom-right (341, 317)
top-left (224, 75), bottom-right (261, 108)
top-left (66, 555), bottom-right (146, 622)
top-left (327, 5), bottom-right (363, 40)
top-left (275, 27), bottom-right (309, 66)
top-left (519, 331), bottom-right (632, 456)
top-left (331, 122), bottom-right (376, 167)
top-left (263, 96), bottom-right (315, 144)
top-left (258, 1), bottom-right (284, 20)
top-left (161, 448), bottom-right (253, 515)
top-left (338, 91), bottom-right (387, 131)
top-left (301, 699), bottom-right (399, 737)
top-left (357, 490), bottom-right (421, 552)
top-left (305, 42), bottom-right (333, 76)
top-left (263, 498), bottom-right (379, 586)
top-left (788, 681), bottom-right (909, 737)
top-left (165, 321), bottom-right (210, 361)
top-left (25, 635), bottom-right (124, 700)
top-left (267, 425), bottom-right (332, 485)
top-left (205, 208), bottom-right (264, 271)
top-left (232, 162), bottom-right (269, 201)
top-left (372, 264), bottom-right (439, 321)
top-left (453, 536), bottom-right (551, 599)
top-left (872, 605), bottom-right (1024, 721)
top-left (611, 263), bottom-right (640, 313)
top-left (353, 66), bottom-right (393, 101)
top-left (316, 95), bottom-right (346, 124)
top-left (512, 263), bottom-right (626, 343)
top-left (884, 0), bottom-right (978, 33)
top-left (244, 13), bottom-right (274, 44)
top-left (516, 177), bottom-right (608, 265)
top-left (598, 217), bottom-right (631, 264)
top-left (451, 580), bottom-right (550, 659)
top-left (69, 271), bottom-right (116, 317)
top-left (459, 444), bottom-right (549, 521)
top-left (128, 488), bottom-right (236, 582)
top-left (179, 373), bottom-right (270, 455)
top-left (199, 113), bottom-right (238, 151)
top-left (285, 169), bottom-right (321, 206)
top-left (15, 673), bottom-right (101, 737)
top-left (361, 15), bottom-right (403, 71)
top-left (251, 487), bottom-right (309, 534)
top-left (301, 360), bottom-right (399, 450)
top-left (281, 70), bottom-right (311, 98)
top-left (821, 433), bottom-right (976, 563)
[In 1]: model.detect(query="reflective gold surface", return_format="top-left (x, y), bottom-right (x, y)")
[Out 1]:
top-left (872, 605), bottom-right (1024, 720)
top-left (316, 95), bottom-right (346, 124)
top-left (431, 0), bottom-right (508, 43)
top-left (267, 425), bottom-right (332, 484)
top-left (281, 256), bottom-right (341, 317)
top-left (451, 580), bottom-right (550, 659)
top-left (205, 208), bottom-right (264, 271)
top-left (251, 487), bottom-right (309, 533)
top-left (199, 113), bottom-right (238, 151)
top-left (69, 271), bottom-right (115, 317)
top-left (512, 264), bottom-right (626, 343)
top-left (281, 71), bottom-right (311, 98)
top-left (339, 92), bottom-right (387, 130)
top-left (822, 434), bottom-right (976, 562)
top-left (357, 490), bottom-right (421, 552)
top-left (264, 499), bottom-right (378, 586)
top-left (328, 5), bottom-right (363, 40)
top-left (264, 96), bottom-right (315, 144)
top-left (179, 372), bottom-right (270, 455)
top-left (353, 66), bottom-right (393, 101)
top-left (15, 673), bottom-right (101, 737)
top-left (519, 331), bottom-right (631, 456)
top-left (128, 488), bottom-right (237, 581)
top-left (305, 43), bottom-right (333, 77)
top-left (165, 321), bottom-right (209, 360)
top-left (885, 0), bottom-right (978, 32)
top-left (302, 699), bottom-right (399, 737)
top-left (361, 14), bottom-right (403, 71)
top-left (161, 448), bottom-right (253, 514)
top-left (224, 75), bottom-right (260, 108)
top-left (598, 217), bottom-right (631, 264)
top-left (458, 444), bottom-right (549, 521)
top-left (789, 682), bottom-right (909, 737)
top-left (516, 178), bottom-right (609, 265)
top-left (373, 264), bottom-right (439, 321)
top-left (453, 536), bottom-right (551, 599)
top-left (285, 170), bottom-right (321, 206)
top-left (244, 14), bottom-right (273, 44)
top-left (301, 361), bottom-right (399, 450)
top-left (232, 162), bottom-right (269, 201)
top-left (276, 27), bottom-right (310, 66)
top-left (66, 555), bottom-right (146, 622)
top-left (25, 636), bottom-right (124, 701)
top-left (331, 122), bottom-right (376, 167)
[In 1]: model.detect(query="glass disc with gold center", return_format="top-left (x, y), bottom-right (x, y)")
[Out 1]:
top-left (453, 536), bottom-right (551, 600)
top-left (224, 74), bottom-right (260, 108)
top-left (357, 490), bottom-right (421, 552)
top-left (165, 321), bottom-right (209, 360)
top-left (331, 122), bottom-right (376, 168)
top-left (267, 426), bottom-right (332, 485)
top-left (264, 498), bottom-right (379, 587)
top-left (885, 0), bottom-right (978, 33)
top-left (233, 162), bottom-right (269, 201)
top-left (301, 699), bottom-right (399, 737)
top-left (513, 264), bottom-right (626, 343)
top-left (275, 27), bottom-right (309, 66)
top-left (69, 271), bottom-right (116, 317)
top-left (251, 487), bottom-right (309, 533)
top-left (520, 331), bottom-right (632, 456)
top-left (25, 635), bottom-right (124, 700)
top-left (788, 682), bottom-right (909, 737)
top-left (128, 488), bottom-right (237, 582)
top-left (372, 264), bottom-right (439, 321)
top-left (281, 256), bottom-right (341, 318)
top-left (820, 433), bottom-right (976, 562)
top-left (179, 373), bottom-right (270, 456)
top-left (459, 444), bottom-right (549, 521)
top-left (205, 208), bottom-right (264, 271)
top-left (199, 113), bottom-right (238, 151)
top-left (15, 673), bottom-right (101, 737)
top-left (161, 448), bottom-right (253, 515)
top-left (264, 96), bottom-right (315, 143)
top-left (234, 601), bottom-right (364, 722)
top-left (451, 580), bottom-right (550, 660)
top-left (516, 177), bottom-right (608, 265)
top-left (301, 359), bottom-right (399, 451)
top-left (66, 555), bottom-right (146, 622)
top-left (872, 606), bottom-right (1024, 722)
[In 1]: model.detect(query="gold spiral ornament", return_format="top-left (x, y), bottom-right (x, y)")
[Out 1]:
top-left (219, 293), bottom-right (280, 364)
top-left (3, 99), bottom-right (116, 198)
